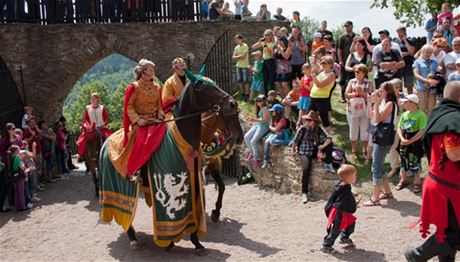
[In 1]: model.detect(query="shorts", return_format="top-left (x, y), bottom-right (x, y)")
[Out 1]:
top-left (251, 80), bottom-right (264, 93)
top-left (402, 75), bottom-right (415, 88)
top-left (276, 73), bottom-right (291, 82)
top-left (236, 68), bottom-right (249, 84)
top-left (297, 96), bottom-right (311, 110)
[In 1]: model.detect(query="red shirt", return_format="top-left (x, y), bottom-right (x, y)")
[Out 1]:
top-left (23, 126), bottom-right (41, 155)
top-left (429, 132), bottom-right (460, 184)
top-left (299, 76), bottom-right (312, 98)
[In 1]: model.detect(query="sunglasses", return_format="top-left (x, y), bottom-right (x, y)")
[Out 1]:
top-left (320, 62), bottom-right (327, 65)
top-left (354, 71), bottom-right (363, 73)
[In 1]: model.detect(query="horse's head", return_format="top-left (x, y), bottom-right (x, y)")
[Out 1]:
top-left (184, 67), bottom-right (244, 145)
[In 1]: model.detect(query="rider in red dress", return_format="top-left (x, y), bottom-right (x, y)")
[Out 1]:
top-left (77, 92), bottom-right (112, 162)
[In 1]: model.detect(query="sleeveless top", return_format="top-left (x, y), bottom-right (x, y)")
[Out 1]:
top-left (379, 100), bottom-right (396, 124)
top-left (310, 71), bottom-right (335, 98)
top-left (290, 36), bottom-right (306, 65)
top-left (257, 107), bottom-right (270, 128)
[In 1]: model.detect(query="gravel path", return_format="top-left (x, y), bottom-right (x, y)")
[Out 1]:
top-left (0, 165), bottom-right (427, 261)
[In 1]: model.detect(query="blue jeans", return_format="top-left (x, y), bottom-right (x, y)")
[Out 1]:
top-left (372, 144), bottom-right (391, 185)
top-left (244, 125), bottom-right (269, 161)
top-left (263, 133), bottom-right (291, 161)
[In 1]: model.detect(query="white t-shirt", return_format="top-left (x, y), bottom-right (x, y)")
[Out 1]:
top-left (444, 51), bottom-right (460, 78)
top-left (431, 50), bottom-right (446, 67)
top-left (234, 0), bottom-right (242, 15)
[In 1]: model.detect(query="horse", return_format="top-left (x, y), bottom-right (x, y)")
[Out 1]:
top-left (80, 123), bottom-right (103, 197)
top-left (98, 69), bottom-right (244, 254)
top-left (200, 110), bottom-right (239, 223)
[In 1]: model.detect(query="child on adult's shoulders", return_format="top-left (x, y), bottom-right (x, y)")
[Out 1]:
top-left (321, 164), bottom-right (357, 253)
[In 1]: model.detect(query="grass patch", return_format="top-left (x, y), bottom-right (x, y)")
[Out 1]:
top-left (236, 84), bottom-right (428, 192)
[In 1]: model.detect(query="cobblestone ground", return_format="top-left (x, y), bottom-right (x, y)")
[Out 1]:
top-left (0, 164), bottom-right (427, 261)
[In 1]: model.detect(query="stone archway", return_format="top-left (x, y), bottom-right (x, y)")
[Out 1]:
top-left (0, 21), bottom-right (286, 121)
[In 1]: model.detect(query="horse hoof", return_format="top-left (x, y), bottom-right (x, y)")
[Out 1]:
top-left (194, 247), bottom-right (208, 256)
top-left (211, 210), bottom-right (220, 222)
top-left (165, 241), bottom-right (175, 252)
top-left (129, 240), bottom-right (139, 250)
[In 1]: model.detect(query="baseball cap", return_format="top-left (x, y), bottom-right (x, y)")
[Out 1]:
top-left (269, 104), bottom-right (284, 112)
top-left (400, 94), bottom-right (419, 104)
top-left (313, 32), bottom-right (322, 38)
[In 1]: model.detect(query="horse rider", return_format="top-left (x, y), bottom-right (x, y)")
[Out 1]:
top-left (77, 92), bottom-right (112, 162)
top-left (162, 57), bottom-right (188, 113)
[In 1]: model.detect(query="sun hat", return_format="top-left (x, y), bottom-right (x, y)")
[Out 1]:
top-left (301, 111), bottom-right (321, 122)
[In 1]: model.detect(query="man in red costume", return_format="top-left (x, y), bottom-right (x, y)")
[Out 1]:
top-left (77, 92), bottom-right (112, 162)
top-left (405, 81), bottom-right (460, 262)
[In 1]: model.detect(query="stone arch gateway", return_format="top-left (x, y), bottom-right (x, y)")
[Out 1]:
top-left (0, 20), bottom-right (285, 121)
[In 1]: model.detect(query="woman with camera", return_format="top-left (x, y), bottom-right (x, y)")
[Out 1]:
top-left (363, 82), bottom-right (398, 206)
top-left (252, 29), bottom-right (276, 95)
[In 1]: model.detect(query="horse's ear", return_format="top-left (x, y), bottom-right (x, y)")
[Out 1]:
top-left (198, 65), bottom-right (206, 77)
top-left (184, 68), bottom-right (197, 84)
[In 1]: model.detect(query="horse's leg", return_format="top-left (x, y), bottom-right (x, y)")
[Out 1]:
top-left (92, 169), bottom-right (99, 197)
top-left (191, 231), bottom-right (206, 256)
top-left (211, 169), bottom-right (224, 223)
top-left (127, 226), bottom-right (139, 248)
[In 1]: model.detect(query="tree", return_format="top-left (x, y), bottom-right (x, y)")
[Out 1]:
top-left (106, 82), bottom-right (128, 131)
top-left (371, 0), bottom-right (459, 27)
top-left (63, 81), bottom-right (109, 132)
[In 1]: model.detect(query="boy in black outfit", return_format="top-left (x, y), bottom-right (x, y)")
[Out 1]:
top-left (321, 164), bottom-right (357, 253)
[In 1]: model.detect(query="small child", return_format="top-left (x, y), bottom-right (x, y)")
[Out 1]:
top-left (267, 90), bottom-right (281, 108)
top-left (311, 32), bottom-right (324, 54)
top-left (261, 104), bottom-right (291, 168)
top-left (247, 51), bottom-right (264, 100)
top-left (281, 82), bottom-right (299, 120)
top-left (233, 34), bottom-right (250, 100)
top-left (395, 94), bottom-right (427, 193)
top-left (9, 145), bottom-right (32, 211)
top-left (21, 106), bottom-right (33, 129)
top-left (447, 58), bottom-right (460, 82)
top-left (295, 63), bottom-right (313, 126)
top-left (21, 141), bottom-right (40, 203)
top-left (321, 164), bottom-right (357, 253)
top-left (290, 11), bottom-right (302, 29)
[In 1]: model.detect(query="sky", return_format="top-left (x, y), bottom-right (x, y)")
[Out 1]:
top-left (245, 0), bottom-right (460, 37)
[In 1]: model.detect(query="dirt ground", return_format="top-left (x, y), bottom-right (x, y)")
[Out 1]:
top-left (0, 163), bottom-right (433, 262)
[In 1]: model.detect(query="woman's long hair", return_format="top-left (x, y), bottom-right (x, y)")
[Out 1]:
top-left (2, 123), bottom-right (15, 140)
top-left (254, 99), bottom-right (267, 117)
top-left (381, 81), bottom-right (399, 113)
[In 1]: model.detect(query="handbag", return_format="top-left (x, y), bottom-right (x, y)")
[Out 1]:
top-left (372, 102), bottom-right (396, 146)
top-left (349, 97), bottom-right (366, 118)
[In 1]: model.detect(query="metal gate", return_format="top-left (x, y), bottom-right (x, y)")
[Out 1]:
top-left (0, 57), bottom-right (24, 128)
top-left (202, 30), bottom-right (241, 178)
top-left (202, 29), bottom-right (234, 95)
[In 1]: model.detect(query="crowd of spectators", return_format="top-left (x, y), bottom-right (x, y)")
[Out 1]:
top-left (235, 2), bottom-right (460, 206)
top-left (0, 106), bottom-right (78, 212)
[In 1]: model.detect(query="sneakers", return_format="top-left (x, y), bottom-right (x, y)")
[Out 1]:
top-left (301, 193), bottom-right (309, 204)
top-left (320, 246), bottom-right (335, 253)
top-left (26, 203), bottom-right (34, 209)
top-left (31, 196), bottom-right (41, 202)
top-left (339, 238), bottom-right (356, 248)
top-left (261, 160), bottom-right (269, 169)
top-left (324, 163), bottom-right (335, 173)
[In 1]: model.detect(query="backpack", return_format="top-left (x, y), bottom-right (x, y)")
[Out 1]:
top-left (331, 147), bottom-right (347, 169)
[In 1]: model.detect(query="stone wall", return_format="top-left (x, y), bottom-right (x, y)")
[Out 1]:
top-left (0, 20), bottom-right (288, 121)
top-left (239, 121), bottom-right (337, 199)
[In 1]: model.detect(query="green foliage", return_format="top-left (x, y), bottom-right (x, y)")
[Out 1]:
top-left (371, 0), bottom-right (459, 27)
top-left (63, 82), bottom-right (110, 132)
top-left (63, 54), bottom-right (136, 132)
top-left (299, 16), bottom-right (320, 42)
